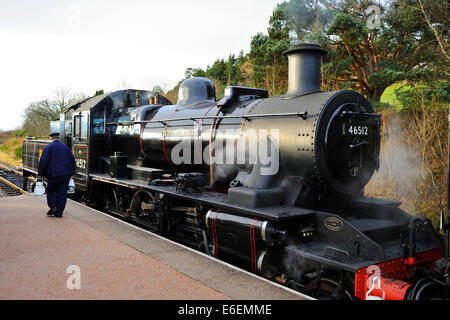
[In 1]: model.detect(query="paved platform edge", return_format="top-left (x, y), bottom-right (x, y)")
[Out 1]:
top-left (26, 192), bottom-right (313, 300)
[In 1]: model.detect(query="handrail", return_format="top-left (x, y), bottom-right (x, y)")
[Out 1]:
top-left (105, 111), bottom-right (308, 126)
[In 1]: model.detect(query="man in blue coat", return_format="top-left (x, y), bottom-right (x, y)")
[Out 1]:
top-left (38, 130), bottom-right (76, 218)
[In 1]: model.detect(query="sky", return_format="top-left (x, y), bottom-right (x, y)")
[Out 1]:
top-left (0, 0), bottom-right (282, 131)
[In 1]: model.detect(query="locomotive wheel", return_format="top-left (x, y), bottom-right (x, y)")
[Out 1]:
top-left (304, 277), bottom-right (352, 300)
top-left (129, 190), bottom-right (157, 221)
top-left (106, 187), bottom-right (119, 212)
top-left (406, 279), bottom-right (446, 300)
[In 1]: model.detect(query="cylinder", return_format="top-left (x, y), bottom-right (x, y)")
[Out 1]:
top-left (205, 210), bottom-right (287, 272)
top-left (205, 210), bottom-right (286, 246)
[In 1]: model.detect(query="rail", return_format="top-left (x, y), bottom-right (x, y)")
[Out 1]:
top-left (0, 163), bottom-right (34, 182)
top-left (0, 176), bottom-right (26, 195)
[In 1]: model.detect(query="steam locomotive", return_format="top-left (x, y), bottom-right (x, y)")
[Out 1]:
top-left (22, 44), bottom-right (450, 300)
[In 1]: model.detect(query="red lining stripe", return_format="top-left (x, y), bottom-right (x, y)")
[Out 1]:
top-left (250, 217), bottom-right (259, 273)
top-left (211, 213), bottom-right (215, 256)
top-left (140, 109), bottom-right (158, 159)
top-left (162, 109), bottom-right (177, 169)
top-left (212, 210), bottom-right (219, 257)
top-left (250, 220), bottom-right (255, 271)
top-left (195, 103), bottom-right (218, 166)
top-left (239, 101), bottom-right (258, 128)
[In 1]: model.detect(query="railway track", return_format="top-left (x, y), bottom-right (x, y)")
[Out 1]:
top-left (0, 169), bottom-right (24, 197)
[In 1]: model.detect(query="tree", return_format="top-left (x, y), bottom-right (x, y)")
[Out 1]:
top-left (183, 54), bottom-right (247, 100)
top-left (184, 67), bottom-right (206, 79)
top-left (258, 0), bottom-right (448, 102)
top-left (170, 0), bottom-right (449, 104)
top-left (22, 88), bottom-right (87, 137)
top-left (249, 3), bottom-right (291, 95)
top-left (416, 0), bottom-right (449, 63)
top-left (118, 79), bottom-right (132, 90)
top-left (324, 0), bottom-right (448, 102)
top-left (151, 86), bottom-right (164, 94)
top-left (287, 0), bottom-right (336, 42)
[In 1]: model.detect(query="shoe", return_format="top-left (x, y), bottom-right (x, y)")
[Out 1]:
top-left (54, 215), bottom-right (63, 218)
top-left (47, 208), bottom-right (57, 216)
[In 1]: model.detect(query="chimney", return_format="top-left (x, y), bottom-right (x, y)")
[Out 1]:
top-left (283, 44), bottom-right (327, 98)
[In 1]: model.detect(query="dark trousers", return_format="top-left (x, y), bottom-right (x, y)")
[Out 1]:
top-left (46, 175), bottom-right (71, 217)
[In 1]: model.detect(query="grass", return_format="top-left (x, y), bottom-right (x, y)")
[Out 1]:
top-left (380, 83), bottom-right (414, 111)
top-left (15, 146), bottom-right (22, 159)
top-left (0, 150), bottom-right (22, 167)
top-left (0, 131), bottom-right (11, 145)
top-left (0, 135), bottom-right (24, 166)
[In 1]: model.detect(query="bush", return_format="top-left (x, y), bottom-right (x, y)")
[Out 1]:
top-left (13, 129), bottom-right (26, 137)
top-left (366, 92), bottom-right (449, 229)
top-left (15, 146), bottom-right (22, 159)
top-left (371, 101), bottom-right (393, 113)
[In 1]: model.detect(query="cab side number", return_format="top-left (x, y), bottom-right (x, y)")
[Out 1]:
top-left (76, 158), bottom-right (86, 169)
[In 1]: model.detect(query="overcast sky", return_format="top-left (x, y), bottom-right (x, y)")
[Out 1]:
top-left (0, 0), bottom-right (282, 131)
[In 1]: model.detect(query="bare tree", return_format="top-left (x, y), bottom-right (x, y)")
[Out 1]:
top-left (151, 85), bottom-right (164, 94)
top-left (403, 98), bottom-right (448, 226)
top-left (367, 87), bottom-right (449, 228)
top-left (118, 79), bottom-right (133, 90)
top-left (416, 0), bottom-right (449, 62)
top-left (21, 88), bottom-right (88, 137)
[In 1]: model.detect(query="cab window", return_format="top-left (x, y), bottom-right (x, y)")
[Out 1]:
top-left (74, 115), bottom-right (81, 138)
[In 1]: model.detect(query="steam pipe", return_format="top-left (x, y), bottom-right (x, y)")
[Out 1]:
top-left (406, 215), bottom-right (427, 265)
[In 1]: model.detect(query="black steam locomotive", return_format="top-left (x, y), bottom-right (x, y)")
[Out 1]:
top-left (22, 44), bottom-right (449, 300)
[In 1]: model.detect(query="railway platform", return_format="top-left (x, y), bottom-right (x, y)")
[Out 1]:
top-left (0, 193), bottom-right (310, 300)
